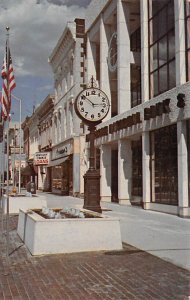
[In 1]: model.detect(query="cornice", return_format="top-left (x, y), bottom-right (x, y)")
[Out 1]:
top-left (49, 22), bottom-right (76, 68)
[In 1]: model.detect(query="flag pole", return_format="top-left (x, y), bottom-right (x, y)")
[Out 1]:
top-left (5, 26), bottom-right (10, 259)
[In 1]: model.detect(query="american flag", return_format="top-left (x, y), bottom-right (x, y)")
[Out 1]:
top-left (1, 41), bottom-right (16, 121)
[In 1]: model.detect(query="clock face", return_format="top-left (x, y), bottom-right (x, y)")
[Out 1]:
top-left (75, 88), bottom-right (110, 124)
top-left (108, 32), bottom-right (117, 73)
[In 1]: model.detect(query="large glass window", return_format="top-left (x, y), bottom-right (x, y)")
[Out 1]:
top-left (148, 0), bottom-right (175, 97)
top-left (185, 1), bottom-right (190, 81)
top-left (131, 139), bottom-right (142, 197)
top-left (130, 28), bottom-right (141, 107)
top-left (150, 125), bottom-right (178, 205)
top-left (131, 65), bottom-right (141, 108)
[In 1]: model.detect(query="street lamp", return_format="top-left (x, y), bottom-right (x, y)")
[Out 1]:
top-left (11, 94), bottom-right (22, 194)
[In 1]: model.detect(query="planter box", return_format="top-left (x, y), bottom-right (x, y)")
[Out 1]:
top-left (17, 208), bottom-right (122, 255)
top-left (2, 195), bottom-right (47, 214)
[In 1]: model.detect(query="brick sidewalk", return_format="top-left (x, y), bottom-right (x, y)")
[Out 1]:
top-left (0, 215), bottom-right (189, 300)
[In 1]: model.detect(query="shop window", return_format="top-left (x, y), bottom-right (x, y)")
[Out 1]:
top-left (185, 1), bottom-right (190, 81)
top-left (52, 166), bottom-right (63, 191)
top-left (131, 139), bottom-right (142, 197)
top-left (150, 124), bottom-right (178, 205)
top-left (148, 0), bottom-right (175, 97)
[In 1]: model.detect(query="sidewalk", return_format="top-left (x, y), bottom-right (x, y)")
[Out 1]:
top-left (0, 209), bottom-right (189, 299)
top-left (42, 192), bottom-right (190, 271)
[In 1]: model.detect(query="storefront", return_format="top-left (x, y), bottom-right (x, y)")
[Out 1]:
top-left (33, 152), bottom-right (50, 192)
top-left (49, 140), bottom-right (73, 195)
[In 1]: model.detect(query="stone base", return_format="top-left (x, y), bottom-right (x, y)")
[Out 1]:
top-left (119, 199), bottom-right (131, 205)
top-left (101, 196), bottom-right (112, 202)
top-left (178, 207), bottom-right (190, 218)
top-left (17, 208), bottom-right (123, 255)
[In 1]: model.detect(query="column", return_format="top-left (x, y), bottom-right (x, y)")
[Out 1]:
top-left (100, 14), bottom-right (111, 121)
top-left (140, 0), bottom-right (149, 102)
top-left (142, 132), bottom-right (151, 209)
top-left (118, 139), bottom-right (132, 205)
top-left (175, 0), bottom-right (186, 86)
top-left (100, 144), bottom-right (111, 202)
top-left (177, 121), bottom-right (189, 217)
top-left (117, 0), bottom-right (131, 113)
top-left (86, 34), bottom-right (96, 82)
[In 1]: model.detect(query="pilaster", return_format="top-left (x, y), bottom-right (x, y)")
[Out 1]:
top-left (117, 0), bottom-right (131, 113)
top-left (118, 139), bottom-right (132, 205)
top-left (100, 144), bottom-right (111, 202)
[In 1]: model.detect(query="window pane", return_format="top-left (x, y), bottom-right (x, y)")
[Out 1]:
top-left (167, 1), bottom-right (175, 30)
top-left (168, 31), bottom-right (175, 60)
top-left (187, 18), bottom-right (190, 49)
top-left (187, 50), bottom-right (190, 81)
top-left (186, 1), bottom-right (190, 17)
top-left (153, 71), bottom-right (158, 96)
top-left (159, 64), bottom-right (168, 93)
top-left (159, 37), bottom-right (167, 67)
top-left (158, 8), bottom-right (167, 38)
top-left (152, 0), bottom-right (168, 16)
top-left (150, 44), bottom-right (158, 71)
top-left (153, 15), bottom-right (158, 42)
top-left (168, 60), bottom-right (176, 89)
top-left (149, 19), bottom-right (153, 45)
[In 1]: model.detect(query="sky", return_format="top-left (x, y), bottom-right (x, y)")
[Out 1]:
top-left (0, 0), bottom-right (91, 122)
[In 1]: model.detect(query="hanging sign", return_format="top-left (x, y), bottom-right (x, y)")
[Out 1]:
top-left (33, 152), bottom-right (50, 165)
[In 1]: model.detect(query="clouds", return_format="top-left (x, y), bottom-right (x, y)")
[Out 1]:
top-left (0, 0), bottom-right (89, 78)
top-left (38, 0), bottom-right (90, 7)
top-left (0, 0), bottom-right (91, 119)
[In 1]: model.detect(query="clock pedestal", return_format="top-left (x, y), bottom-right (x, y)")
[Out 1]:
top-left (83, 125), bottom-right (102, 213)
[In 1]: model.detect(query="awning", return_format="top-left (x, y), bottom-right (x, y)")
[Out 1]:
top-left (47, 156), bottom-right (69, 167)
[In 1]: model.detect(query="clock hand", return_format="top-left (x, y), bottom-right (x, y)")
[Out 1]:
top-left (84, 96), bottom-right (95, 107)
top-left (93, 103), bottom-right (107, 107)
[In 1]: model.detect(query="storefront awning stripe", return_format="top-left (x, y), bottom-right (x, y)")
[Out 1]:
top-left (47, 156), bottom-right (69, 167)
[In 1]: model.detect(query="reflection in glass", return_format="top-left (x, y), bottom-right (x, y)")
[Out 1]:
top-left (159, 8), bottom-right (167, 38)
top-left (153, 44), bottom-right (158, 70)
top-left (187, 19), bottom-right (190, 49)
top-left (153, 72), bottom-right (158, 96)
top-left (168, 60), bottom-right (176, 89)
top-left (159, 65), bottom-right (167, 93)
top-left (168, 32), bottom-right (175, 60)
top-left (159, 37), bottom-right (167, 67)
top-left (149, 0), bottom-right (175, 97)
top-left (187, 52), bottom-right (190, 81)
top-left (151, 0), bottom-right (168, 16)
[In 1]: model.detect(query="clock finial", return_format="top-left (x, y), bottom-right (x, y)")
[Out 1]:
top-left (91, 76), bottom-right (94, 88)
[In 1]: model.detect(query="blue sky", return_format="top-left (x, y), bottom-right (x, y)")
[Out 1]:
top-left (0, 0), bottom-right (91, 122)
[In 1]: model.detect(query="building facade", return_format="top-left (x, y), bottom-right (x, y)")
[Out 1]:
top-left (48, 19), bottom-right (88, 196)
top-left (36, 95), bottom-right (54, 192)
top-left (85, 0), bottom-right (190, 217)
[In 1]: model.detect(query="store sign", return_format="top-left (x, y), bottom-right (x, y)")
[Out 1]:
top-left (33, 152), bottom-right (50, 165)
top-left (52, 142), bottom-right (73, 160)
top-left (10, 146), bottom-right (23, 154)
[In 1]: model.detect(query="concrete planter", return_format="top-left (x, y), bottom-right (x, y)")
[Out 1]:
top-left (2, 195), bottom-right (47, 214)
top-left (17, 208), bottom-right (122, 255)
